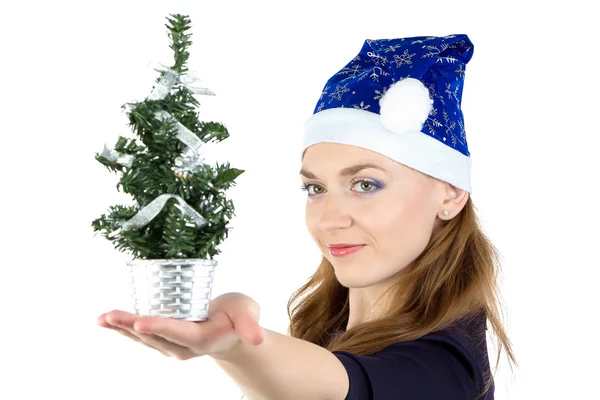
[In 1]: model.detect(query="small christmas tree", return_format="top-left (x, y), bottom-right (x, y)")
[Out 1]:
top-left (92, 14), bottom-right (243, 261)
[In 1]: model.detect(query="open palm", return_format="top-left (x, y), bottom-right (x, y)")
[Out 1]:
top-left (97, 292), bottom-right (264, 360)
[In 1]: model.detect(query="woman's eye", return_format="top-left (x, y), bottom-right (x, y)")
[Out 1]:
top-left (355, 181), bottom-right (374, 192)
top-left (301, 183), bottom-right (324, 195)
top-left (352, 179), bottom-right (382, 193)
top-left (309, 184), bottom-right (324, 195)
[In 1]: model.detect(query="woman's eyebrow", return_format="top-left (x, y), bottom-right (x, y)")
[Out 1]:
top-left (299, 163), bottom-right (388, 179)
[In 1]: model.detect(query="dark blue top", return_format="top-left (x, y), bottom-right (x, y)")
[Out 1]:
top-left (332, 312), bottom-right (493, 400)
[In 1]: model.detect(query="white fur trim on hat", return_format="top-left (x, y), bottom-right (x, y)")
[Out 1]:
top-left (301, 107), bottom-right (472, 193)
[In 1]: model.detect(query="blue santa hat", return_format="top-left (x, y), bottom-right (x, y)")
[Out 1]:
top-left (301, 34), bottom-right (475, 193)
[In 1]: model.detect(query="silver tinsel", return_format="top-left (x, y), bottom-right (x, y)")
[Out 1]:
top-left (173, 146), bottom-right (204, 178)
top-left (100, 144), bottom-right (134, 168)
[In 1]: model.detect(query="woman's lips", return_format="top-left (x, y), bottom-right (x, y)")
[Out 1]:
top-left (328, 245), bottom-right (365, 257)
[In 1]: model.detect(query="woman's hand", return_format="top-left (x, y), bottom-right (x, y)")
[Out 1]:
top-left (97, 292), bottom-right (264, 360)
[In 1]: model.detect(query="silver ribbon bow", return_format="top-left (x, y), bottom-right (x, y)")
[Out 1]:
top-left (100, 144), bottom-right (135, 168)
top-left (147, 61), bottom-right (216, 100)
top-left (119, 194), bottom-right (208, 231)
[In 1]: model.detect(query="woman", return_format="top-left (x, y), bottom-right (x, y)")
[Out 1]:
top-left (98, 34), bottom-right (517, 399)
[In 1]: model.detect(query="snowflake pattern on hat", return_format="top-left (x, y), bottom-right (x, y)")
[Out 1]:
top-left (313, 34), bottom-right (474, 157)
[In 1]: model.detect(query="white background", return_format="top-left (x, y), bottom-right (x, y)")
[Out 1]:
top-left (1, 1), bottom-right (598, 399)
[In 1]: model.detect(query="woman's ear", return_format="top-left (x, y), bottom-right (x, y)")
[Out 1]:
top-left (439, 184), bottom-right (469, 220)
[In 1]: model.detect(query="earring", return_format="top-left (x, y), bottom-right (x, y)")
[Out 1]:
top-left (442, 210), bottom-right (449, 217)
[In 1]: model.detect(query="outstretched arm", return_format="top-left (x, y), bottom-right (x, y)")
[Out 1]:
top-left (98, 293), bottom-right (350, 400)
top-left (211, 327), bottom-right (349, 400)
top-left (99, 292), bottom-right (483, 400)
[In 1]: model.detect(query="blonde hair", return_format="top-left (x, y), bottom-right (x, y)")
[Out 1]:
top-left (287, 196), bottom-right (517, 399)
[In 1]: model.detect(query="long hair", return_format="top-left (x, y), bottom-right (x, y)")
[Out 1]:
top-left (287, 196), bottom-right (517, 399)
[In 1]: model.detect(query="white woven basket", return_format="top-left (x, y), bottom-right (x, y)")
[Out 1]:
top-left (127, 258), bottom-right (217, 321)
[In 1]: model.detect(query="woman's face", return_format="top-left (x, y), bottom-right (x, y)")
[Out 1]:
top-left (301, 142), bottom-right (450, 289)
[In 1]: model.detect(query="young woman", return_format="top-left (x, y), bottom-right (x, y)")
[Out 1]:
top-left (98, 34), bottom-right (516, 399)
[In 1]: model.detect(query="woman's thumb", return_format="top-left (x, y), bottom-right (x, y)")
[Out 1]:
top-left (228, 296), bottom-right (263, 346)
top-left (232, 312), bottom-right (264, 346)
top-left (210, 292), bottom-right (264, 346)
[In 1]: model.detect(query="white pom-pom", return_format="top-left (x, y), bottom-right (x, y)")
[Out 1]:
top-left (379, 78), bottom-right (433, 135)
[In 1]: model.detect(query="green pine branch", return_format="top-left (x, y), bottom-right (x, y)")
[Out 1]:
top-left (95, 154), bottom-right (124, 174)
top-left (160, 201), bottom-right (199, 258)
top-left (166, 14), bottom-right (193, 73)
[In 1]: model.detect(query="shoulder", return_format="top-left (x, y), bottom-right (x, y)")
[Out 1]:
top-left (332, 313), bottom-right (492, 400)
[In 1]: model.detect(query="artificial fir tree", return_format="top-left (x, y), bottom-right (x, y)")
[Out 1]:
top-left (92, 14), bottom-right (243, 261)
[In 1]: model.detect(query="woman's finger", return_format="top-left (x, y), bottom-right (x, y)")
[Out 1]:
top-left (134, 310), bottom-right (234, 352)
top-left (109, 324), bottom-right (196, 360)
top-left (128, 330), bottom-right (198, 360)
top-left (103, 310), bottom-right (207, 347)
top-left (100, 312), bottom-right (194, 358)
top-left (104, 325), bottom-right (171, 357)
top-left (102, 310), bottom-right (141, 330)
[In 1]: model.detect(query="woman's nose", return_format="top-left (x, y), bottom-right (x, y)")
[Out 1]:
top-left (318, 193), bottom-right (352, 231)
